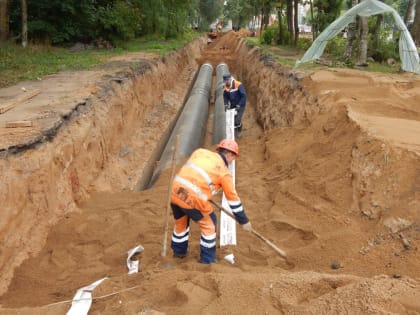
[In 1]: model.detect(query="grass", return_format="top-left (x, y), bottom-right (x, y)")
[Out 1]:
top-left (0, 31), bottom-right (201, 88)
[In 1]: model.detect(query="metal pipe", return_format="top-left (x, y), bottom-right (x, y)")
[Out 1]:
top-left (148, 63), bottom-right (213, 187)
top-left (212, 63), bottom-right (230, 145)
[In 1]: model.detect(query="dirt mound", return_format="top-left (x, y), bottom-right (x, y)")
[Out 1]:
top-left (0, 31), bottom-right (419, 314)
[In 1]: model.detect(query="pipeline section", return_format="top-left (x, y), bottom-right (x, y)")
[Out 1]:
top-left (212, 63), bottom-right (230, 145)
top-left (147, 63), bottom-right (213, 187)
top-left (133, 67), bottom-right (202, 191)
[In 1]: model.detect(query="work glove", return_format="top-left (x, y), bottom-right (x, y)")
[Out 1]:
top-left (242, 221), bottom-right (252, 232)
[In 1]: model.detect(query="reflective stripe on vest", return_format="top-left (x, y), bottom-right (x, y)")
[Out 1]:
top-left (185, 161), bottom-right (217, 195)
top-left (174, 175), bottom-right (208, 201)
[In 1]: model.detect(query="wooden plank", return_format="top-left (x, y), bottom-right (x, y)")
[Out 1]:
top-left (0, 89), bottom-right (41, 114)
top-left (5, 120), bottom-right (33, 128)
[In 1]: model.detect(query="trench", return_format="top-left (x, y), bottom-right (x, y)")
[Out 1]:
top-left (0, 31), bottom-right (419, 314)
top-left (141, 62), bottom-right (231, 190)
top-left (0, 32), bottom-right (318, 307)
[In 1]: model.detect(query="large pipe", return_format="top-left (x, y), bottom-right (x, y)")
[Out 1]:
top-left (212, 63), bottom-right (230, 145)
top-left (148, 63), bottom-right (213, 187)
top-left (133, 68), bottom-right (201, 191)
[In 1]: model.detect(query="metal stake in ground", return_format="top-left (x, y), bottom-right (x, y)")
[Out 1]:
top-left (161, 135), bottom-right (180, 257)
top-left (210, 200), bottom-right (287, 259)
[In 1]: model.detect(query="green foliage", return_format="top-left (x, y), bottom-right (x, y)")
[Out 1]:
top-left (297, 37), bottom-right (312, 51)
top-left (313, 0), bottom-right (344, 33)
top-left (7, 0), bottom-right (201, 45)
top-left (97, 1), bottom-right (142, 42)
top-left (324, 36), bottom-right (346, 59)
top-left (369, 29), bottom-right (399, 62)
top-left (261, 24), bottom-right (278, 45)
top-left (224, 0), bottom-right (256, 28)
top-left (198, 0), bottom-right (223, 31)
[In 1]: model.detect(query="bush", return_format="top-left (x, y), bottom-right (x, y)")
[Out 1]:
top-left (324, 36), bottom-right (346, 59)
top-left (369, 29), bottom-right (399, 62)
top-left (98, 2), bottom-right (142, 43)
top-left (297, 37), bottom-right (312, 50)
top-left (261, 25), bottom-right (278, 45)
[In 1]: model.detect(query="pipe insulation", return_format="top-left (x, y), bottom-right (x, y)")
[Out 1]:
top-left (148, 63), bottom-right (213, 187)
top-left (212, 63), bottom-right (230, 145)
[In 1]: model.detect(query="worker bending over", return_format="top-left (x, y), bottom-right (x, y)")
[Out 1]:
top-left (170, 139), bottom-right (252, 264)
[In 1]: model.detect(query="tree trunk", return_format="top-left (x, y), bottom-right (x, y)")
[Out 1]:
top-left (309, 0), bottom-right (315, 40)
top-left (344, 0), bottom-right (358, 60)
top-left (371, 14), bottom-right (383, 56)
top-left (357, 16), bottom-right (368, 66)
top-left (0, 0), bottom-right (8, 43)
top-left (277, 5), bottom-right (284, 45)
top-left (404, 0), bottom-right (415, 25)
top-left (21, 0), bottom-right (27, 48)
top-left (293, 0), bottom-right (299, 46)
top-left (411, 0), bottom-right (420, 44)
top-left (286, 0), bottom-right (294, 45)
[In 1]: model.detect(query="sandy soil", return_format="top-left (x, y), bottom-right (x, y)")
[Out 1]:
top-left (0, 31), bottom-right (419, 314)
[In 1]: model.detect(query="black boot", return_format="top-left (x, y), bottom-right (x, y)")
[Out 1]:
top-left (234, 123), bottom-right (242, 132)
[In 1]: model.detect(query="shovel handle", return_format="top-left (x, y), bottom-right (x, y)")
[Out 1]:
top-left (210, 200), bottom-right (287, 259)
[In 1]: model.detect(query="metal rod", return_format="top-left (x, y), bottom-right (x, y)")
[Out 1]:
top-left (210, 200), bottom-right (287, 259)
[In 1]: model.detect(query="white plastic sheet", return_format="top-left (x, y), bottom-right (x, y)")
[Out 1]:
top-left (219, 108), bottom-right (237, 246)
top-left (127, 245), bottom-right (144, 274)
top-left (296, 0), bottom-right (420, 74)
top-left (66, 277), bottom-right (107, 315)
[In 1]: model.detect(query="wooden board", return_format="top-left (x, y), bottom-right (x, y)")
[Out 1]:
top-left (5, 120), bottom-right (33, 128)
top-left (0, 89), bottom-right (41, 114)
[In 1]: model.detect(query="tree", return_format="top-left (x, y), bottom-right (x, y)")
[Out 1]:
top-left (21, 0), bottom-right (26, 47)
top-left (0, 0), bottom-right (9, 42)
top-left (411, 0), bottom-right (420, 44)
top-left (198, 0), bottom-right (223, 31)
top-left (371, 13), bottom-right (383, 53)
top-left (275, 1), bottom-right (285, 44)
top-left (357, 15), bottom-right (368, 65)
top-left (286, 0), bottom-right (293, 37)
top-left (313, 0), bottom-right (344, 35)
top-left (293, 0), bottom-right (299, 46)
top-left (344, 0), bottom-right (358, 59)
top-left (404, 0), bottom-right (415, 25)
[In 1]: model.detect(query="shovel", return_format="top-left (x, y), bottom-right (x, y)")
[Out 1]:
top-left (210, 200), bottom-right (287, 259)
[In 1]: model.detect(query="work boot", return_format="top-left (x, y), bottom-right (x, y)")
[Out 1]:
top-left (234, 123), bottom-right (242, 132)
top-left (234, 124), bottom-right (242, 138)
top-left (173, 251), bottom-right (188, 259)
top-left (198, 259), bottom-right (216, 264)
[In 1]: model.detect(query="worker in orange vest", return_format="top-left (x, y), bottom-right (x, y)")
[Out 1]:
top-left (170, 139), bottom-right (252, 264)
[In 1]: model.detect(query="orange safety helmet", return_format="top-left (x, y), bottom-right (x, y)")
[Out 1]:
top-left (217, 139), bottom-right (239, 156)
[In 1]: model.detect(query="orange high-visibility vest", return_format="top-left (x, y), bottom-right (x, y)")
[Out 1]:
top-left (171, 148), bottom-right (240, 212)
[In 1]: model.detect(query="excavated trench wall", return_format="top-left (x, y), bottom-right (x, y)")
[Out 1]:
top-left (227, 33), bottom-right (419, 231)
top-left (0, 37), bottom-right (207, 294)
top-left (3, 31), bottom-right (415, 298)
top-left (0, 33), bottom-right (316, 293)
top-left (0, 33), bottom-right (322, 294)
top-left (225, 34), bottom-right (321, 130)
